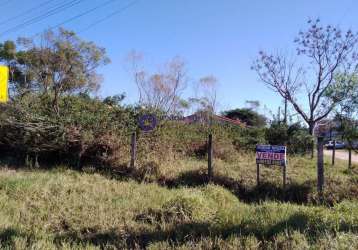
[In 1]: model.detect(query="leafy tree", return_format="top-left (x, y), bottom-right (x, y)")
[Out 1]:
top-left (1, 28), bottom-right (110, 113)
top-left (252, 19), bottom-right (358, 135)
top-left (0, 40), bottom-right (31, 97)
top-left (265, 122), bottom-right (289, 145)
top-left (222, 108), bottom-right (267, 127)
top-left (0, 41), bottom-right (16, 61)
top-left (103, 93), bottom-right (126, 107)
top-left (331, 73), bottom-right (358, 167)
top-left (245, 100), bottom-right (260, 110)
top-left (265, 121), bottom-right (313, 154)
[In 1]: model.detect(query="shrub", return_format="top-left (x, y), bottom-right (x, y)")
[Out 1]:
top-left (79, 133), bottom-right (126, 168)
top-left (231, 127), bottom-right (266, 151)
top-left (1, 93), bottom-right (298, 168)
top-left (213, 140), bottom-right (238, 162)
top-left (135, 161), bottom-right (162, 182)
top-left (265, 122), bottom-right (313, 154)
top-left (288, 130), bottom-right (314, 155)
top-left (265, 122), bottom-right (289, 145)
top-left (0, 94), bottom-right (132, 168)
top-left (222, 108), bottom-right (267, 127)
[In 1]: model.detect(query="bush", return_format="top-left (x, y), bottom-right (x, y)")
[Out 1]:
top-left (213, 140), bottom-right (238, 162)
top-left (288, 130), bottom-right (314, 155)
top-left (135, 161), bottom-right (162, 182)
top-left (265, 122), bottom-right (289, 145)
top-left (231, 127), bottom-right (266, 151)
top-left (0, 94), bottom-right (132, 167)
top-left (3, 93), bottom-right (306, 168)
top-left (265, 122), bottom-right (313, 154)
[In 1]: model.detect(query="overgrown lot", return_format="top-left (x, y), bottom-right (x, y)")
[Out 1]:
top-left (0, 95), bottom-right (357, 249)
top-left (0, 155), bottom-right (357, 249)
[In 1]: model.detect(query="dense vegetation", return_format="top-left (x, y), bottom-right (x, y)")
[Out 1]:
top-left (0, 94), bottom-right (357, 249)
top-left (0, 93), bottom-right (315, 169)
top-left (222, 108), bottom-right (267, 128)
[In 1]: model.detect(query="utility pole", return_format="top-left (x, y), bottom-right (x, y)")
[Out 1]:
top-left (130, 132), bottom-right (137, 168)
top-left (283, 98), bottom-right (288, 124)
top-left (332, 140), bottom-right (336, 166)
top-left (278, 106), bottom-right (281, 123)
top-left (208, 134), bottom-right (213, 181)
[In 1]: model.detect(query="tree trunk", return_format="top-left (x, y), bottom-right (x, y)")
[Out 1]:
top-left (53, 93), bottom-right (60, 115)
top-left (348, 147), bottom-right (352, 170)
top-left (317, 136), bottom-right (324, 203)
top-left (283, 98), bottom-right (288, 124)
top-left (310, 140), bottom-right (315, 159)
top-left (278, 106), bottom-right (281, 123)
top-left (309, 121), bottom-right (315, 159)
top-left (332, 140), bottom-right (336, 166)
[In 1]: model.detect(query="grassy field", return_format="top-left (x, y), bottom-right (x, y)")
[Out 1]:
top-left (0, 155), bottom-right (357, 249)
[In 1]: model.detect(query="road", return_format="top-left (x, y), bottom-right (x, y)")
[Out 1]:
top-left (324, 149), bottom-right (358, 163)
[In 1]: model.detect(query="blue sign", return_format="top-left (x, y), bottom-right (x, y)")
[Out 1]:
top-left (138, 114), bottom-right (157, 132)
top-left (256, 145), bottom-right (287, 166)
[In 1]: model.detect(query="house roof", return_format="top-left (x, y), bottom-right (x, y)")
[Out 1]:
top-left (183, 112), bottom-right (245, 127)
top-left (213, 114), bottom-right (245, 126)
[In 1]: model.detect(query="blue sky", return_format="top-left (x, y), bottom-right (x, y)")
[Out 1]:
top-left (1, 0), bottom-right (357, 114)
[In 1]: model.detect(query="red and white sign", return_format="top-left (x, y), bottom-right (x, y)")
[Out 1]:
top-left (256, 145), bottom-right (286, 166)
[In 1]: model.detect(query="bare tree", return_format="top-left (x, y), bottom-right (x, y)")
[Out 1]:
top-left (198, 75), bottom-right (218, 113)
top-left (127, 51), bottom-right (188, 115)
top-left (188, 75), bottom-right (219, 115)
top-left (245, 100), bottom-right (260, 111)
top-left (252, 19), bottom-right (358, 135)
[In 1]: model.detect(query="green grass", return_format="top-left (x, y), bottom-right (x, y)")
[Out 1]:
top-left (125, 153), bottom-right (358, 205)
top-left (0, 154), bottom-right (357, 249)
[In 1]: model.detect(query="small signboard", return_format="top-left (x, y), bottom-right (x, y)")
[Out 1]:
top-left (256, 144), bottom-right (287, 188)
top-left (138, 114), bottom-right (157, 132)
top-left (256, 145), bottom-right (286, 166)
top-left (314, 122), bottom-right (331, 138)
top-left (0, 65), bottom-right (9, 103)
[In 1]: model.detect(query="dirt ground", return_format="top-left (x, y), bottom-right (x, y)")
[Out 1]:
top-left (324, 149), bottom-right (358, 163)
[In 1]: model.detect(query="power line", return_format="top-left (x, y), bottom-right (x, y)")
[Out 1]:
top-left (0, 0), bottom-right (58, 26)
top-left (0, 0), bottom-right (81, 35)
top-left (29, 0), bottom-right (139, 39)
top-left (78, 0), bottom-right (140, 34)
top-left (0, 0), bottom-right (85, 37)
top-left (48, 0), bottom-right (120, 30)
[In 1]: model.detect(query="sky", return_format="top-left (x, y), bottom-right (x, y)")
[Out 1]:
top-left (1, 0), bottom-right (358, 115)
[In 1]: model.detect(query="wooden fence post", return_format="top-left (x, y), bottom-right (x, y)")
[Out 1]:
top-left (256, 164), bottom-right (260, 186)
top-left (208, 134), bottom-right (213, 181)
top-left (311, 138), bottom-right (315, 159)
top-left (317, 136), bottom-right (325, 202)
top-left (348, 147), bottom-right (352, 169)
top-left (332, 140), bottom-right (336, 166)
top-left (283, 163), bottom-right (286, 189)
top-left (130, 132), bottom-right (137, 168)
